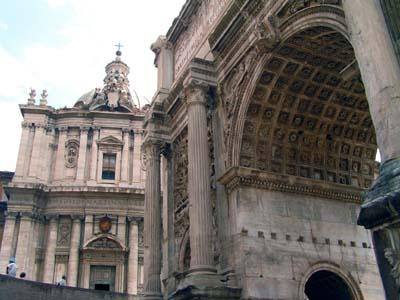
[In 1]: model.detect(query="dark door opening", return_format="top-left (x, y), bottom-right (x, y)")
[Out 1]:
top-left (94, 283), bottom-right (110, 291)
top-left (305, 270), bottom-right (354, 300)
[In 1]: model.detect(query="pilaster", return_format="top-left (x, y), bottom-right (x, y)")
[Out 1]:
top-left (127, 217), bottom-right (140, 295)
top-left (89, 127), bottom-right (100, 182)
top-left (54, 127), bottom-right (68, 181)
top-left (43, 215), bottom-right (58, 283)
top-left (0, 212), bottom-right (17, 274)
top-left (121, 128), bottom-right (130, 184)
top-left (28, 124), bottom-right (46, 179)
top-left (76, 126), bottom-right (89, 181)
top-left (14, 122), bottom-right (31, 179)
top-left (132, 129), bottom-right (143, 183)
top-left (67, 215), bottom-right (82, 287)
top-left (15, 212), bottom-right (34, 278)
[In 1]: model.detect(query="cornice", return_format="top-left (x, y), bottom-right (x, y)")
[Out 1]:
top-left (219, 167), bottom-right (363, 203)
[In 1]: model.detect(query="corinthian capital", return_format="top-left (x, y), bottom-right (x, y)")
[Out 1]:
top-left (183, 80), bottom-right (209, 106)
top-left (141, 139), bottom-right (163, 170)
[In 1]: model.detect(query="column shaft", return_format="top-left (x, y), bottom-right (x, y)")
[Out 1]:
top-left (343, 0), bottom-right (400, 162)
top-left (143, 142), bottom-right (162, 298)
top-left (67, 218), bottom-right (81, 286)
top-left (76, 128), bottom-right (88, 181)
top-left (121, 130), bottom-right (130, 183)
top-left (43, 218), bottom-right (58, 283)
top-left (0, 215), bottom-right (16, 274)
top-left (186, 84), bottom-right (215, 272)
top-left (127, 219), bottom-right (139, 294)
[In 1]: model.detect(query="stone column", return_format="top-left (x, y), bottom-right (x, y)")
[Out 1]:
top-left (117, 216), bottom-right (126, 243)
top-left (89, 127), bottom-right (100, 182)
top-left (14, 122), bottom-right (31, 179)
top-left (76, 127), bottom-right (89, 181)
top-left (343, 0), bottom-right (400, 163)
top-left (43, 216), bottom-right (58, 283)
top-left (15, 213), bottom-right (33, 278)
top-left (67, 216), bottom-right (82, 287)
top-left (185, 82), bottom-right (216, 274)
top-left (83, 215), bottom-right (93, 242)
top-left (121, 128), bottom-right (130, 184)
top-left (142, 141), bottom-right (162, 299)
top-left (127, 217), bottom-right (139, 295)
top-left (0, 213), bottom-right (17, 274)
top-left (54, 127), bottom-right (68, 181)
top-left (343, 1), bottom-right (400, 298)
top-left (29, 124), bottom-right (46, 179)
top-left (132, 130), bottom-right (143, 183)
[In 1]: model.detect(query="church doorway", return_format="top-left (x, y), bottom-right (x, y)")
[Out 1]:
top-left (89, 265), bottom-right (116, 292)
top-left (304, 270), bottom-right (355, 300)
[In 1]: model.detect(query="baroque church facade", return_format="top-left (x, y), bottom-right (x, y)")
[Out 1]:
top-left (0, 51), bottom-right (146, 295)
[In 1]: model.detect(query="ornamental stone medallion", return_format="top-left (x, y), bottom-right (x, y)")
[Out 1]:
top-left (65, 140), bottom-right (79, 168)
top-left (99, 216), bottom-right (112, 233)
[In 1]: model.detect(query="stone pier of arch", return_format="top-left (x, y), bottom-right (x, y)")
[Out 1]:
top-left (141, 1), bottom-right (400, 299)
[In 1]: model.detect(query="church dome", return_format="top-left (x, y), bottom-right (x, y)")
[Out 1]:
top-left (73, 50), bottom-right (137, 113)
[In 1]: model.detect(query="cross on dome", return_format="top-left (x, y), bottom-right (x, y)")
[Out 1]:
top-left (114, 42), bottom-right (124, 56)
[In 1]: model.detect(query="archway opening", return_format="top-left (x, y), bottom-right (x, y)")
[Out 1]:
top-left (239, 26), bottom-right (377, 188)
top-left (304, 270), bottom-right (355, 300)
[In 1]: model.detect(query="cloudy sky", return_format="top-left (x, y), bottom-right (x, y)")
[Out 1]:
top-left (0, 0), bottom-right (186, 171)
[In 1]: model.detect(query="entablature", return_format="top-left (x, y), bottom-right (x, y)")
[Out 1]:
top-left (219, 166), bottom-right (363, 203)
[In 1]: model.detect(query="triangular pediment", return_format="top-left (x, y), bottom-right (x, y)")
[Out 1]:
top-left (98, 135), bottom-right (123, 145)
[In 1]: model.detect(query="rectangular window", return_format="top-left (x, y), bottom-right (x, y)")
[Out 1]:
top-left (102, 153), bottom-right (116, 180)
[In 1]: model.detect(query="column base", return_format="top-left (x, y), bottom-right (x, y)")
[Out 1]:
top-left (358, 157), bottom-right (400, 228)
top-left (170, 273), bottom-right (241, 300)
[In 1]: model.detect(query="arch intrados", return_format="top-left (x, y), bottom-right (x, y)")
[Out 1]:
top-left (299, 262), bottom-right (364, 300)
top-left (232, 14), bottom-right (353, 168)
top-left (232, 20), bottom-right (376, 187)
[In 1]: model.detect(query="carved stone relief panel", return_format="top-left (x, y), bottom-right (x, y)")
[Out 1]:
top-left (57, 217), bottom-right (71, 248)
top-left (173, 129), bottom-right (189, 239)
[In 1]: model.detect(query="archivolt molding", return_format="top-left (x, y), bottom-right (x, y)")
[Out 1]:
top-left (298, 261), bottom-right (364, 300)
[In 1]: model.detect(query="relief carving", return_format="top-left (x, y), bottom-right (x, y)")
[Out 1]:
top-left (65, 139), bottom-right (79, 168)
top-left (384, 248), bottom-right (400, 287)
top-left (173, 129), bottom-right (189, 238)
top-left (57, 218), bottom-right (71, 247)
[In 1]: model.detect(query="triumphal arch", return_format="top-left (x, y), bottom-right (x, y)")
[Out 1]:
top-left (142, 0), bottom-right (400, 299)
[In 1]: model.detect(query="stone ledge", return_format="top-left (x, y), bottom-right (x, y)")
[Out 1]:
top-left (219, 166), bottom-right (363, 203)
top-left (0, 274), bottom-right (138, 300)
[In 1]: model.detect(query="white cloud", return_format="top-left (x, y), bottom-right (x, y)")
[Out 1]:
top-left (0, 0), bottom-right (186, 171)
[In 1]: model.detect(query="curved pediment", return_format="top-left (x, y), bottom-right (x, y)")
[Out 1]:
top-left (84, 235), bottom-right (124, 250)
